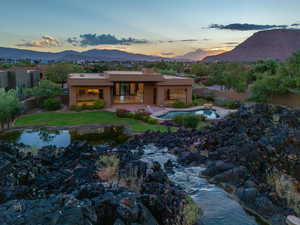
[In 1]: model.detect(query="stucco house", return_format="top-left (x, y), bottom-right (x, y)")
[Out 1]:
top-left (68, 69), bottom-right (193, 107)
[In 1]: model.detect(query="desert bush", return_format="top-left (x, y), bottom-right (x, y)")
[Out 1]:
top-left (96, 155), bottom-right (120, 180)
top-left (183, 196), bottom-right (201, 225)
top-left (42, 98), bottom-right (62, 111)
top-left (173, 114), bottom-right (206, 129)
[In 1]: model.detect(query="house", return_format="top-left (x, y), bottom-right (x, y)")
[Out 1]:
top-left (7, 70), bottom-right (41, 89)
top-left (0, 71), bottom-right (8, 89)
top-left (68, 69), bottom-right (193, 107)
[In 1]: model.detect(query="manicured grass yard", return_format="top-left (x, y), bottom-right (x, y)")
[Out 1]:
top-left (15, 111), bottom-right (171, 133)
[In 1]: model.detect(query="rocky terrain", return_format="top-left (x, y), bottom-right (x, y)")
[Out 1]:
top-left (0, 103), bottom-right (299, 225)
top-left (130, 103), bottom-right (300, 225)
top-left (0, 141), bottom-right (200, 225)
top-left (203, 29), bottom-right (300, 62)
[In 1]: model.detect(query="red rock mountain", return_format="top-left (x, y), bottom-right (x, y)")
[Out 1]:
top-left (203, 29), bottom-right (300, 62)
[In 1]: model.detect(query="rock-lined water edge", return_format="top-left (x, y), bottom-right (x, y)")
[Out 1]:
top-left (0, 103), bottom-right (299, 225)
top-left (127, 103), bottom-right (300, 225)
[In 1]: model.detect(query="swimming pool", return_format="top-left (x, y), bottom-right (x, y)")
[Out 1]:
top-left (156, 109), bottom-right (220, 120)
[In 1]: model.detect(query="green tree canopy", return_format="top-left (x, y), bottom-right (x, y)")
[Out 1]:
top-left (45, 63), bottom-right (84, 86)
top-left (191, 63), bottom-right (209, 76)
top-left (0, 89), bottom-right (22, 129)
top-left (26, 80), bottom-right (63, 101)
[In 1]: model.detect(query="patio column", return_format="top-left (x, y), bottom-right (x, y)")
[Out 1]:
top-left (156, 87), bottom-right (164, 106)
top-left (186, 86), bottom-right (192, 104)
top-left (103, 87), bottom-right (112, 107)
top-left (69, 87), bottom-right (77, 105)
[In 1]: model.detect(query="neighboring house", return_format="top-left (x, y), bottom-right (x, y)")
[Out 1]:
top-left (68, 69), bottom-right (193, 106)
top-left (0, 71), bottom-right (8, 89)
top-left (7, 70), bottom-right (41, 89)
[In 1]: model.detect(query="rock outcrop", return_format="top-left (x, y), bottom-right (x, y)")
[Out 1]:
top-left (0, 140), bottom-right (201, 225)
top-left (128, 103), bottom-right (300, 225)
top-left (203, 29), bottom-right (300, 62)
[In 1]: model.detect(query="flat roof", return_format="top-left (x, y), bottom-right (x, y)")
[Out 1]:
top-left (69, 73), bottom-right (107, 79)
top-left (105, 71), bottom-right (144, 75)
top-left (163, 75), bottom-right (189, 80)
top-left (69, 71), bottom-right (193, 82)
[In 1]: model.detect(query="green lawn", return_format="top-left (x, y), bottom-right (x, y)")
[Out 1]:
top-left (15, 111), bottom-right (171, 133)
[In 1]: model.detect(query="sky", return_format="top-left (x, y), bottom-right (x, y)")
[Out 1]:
top-left (1, 0), bottom-right (300, 59)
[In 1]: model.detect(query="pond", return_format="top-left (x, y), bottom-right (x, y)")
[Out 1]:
top-left (156, 109), bottom-right (220, 120)
top-left (0, 126), bottom-right (130, 149)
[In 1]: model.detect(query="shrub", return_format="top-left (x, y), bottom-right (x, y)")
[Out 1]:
top-left (183, 196), bottom-right (201, 225)
top-left (173, 114), bottom-right (205, 129)
top-left (172, 100), bottom-right (189, 108)
top-left (75, 105), bottom-right (83, 112)
top-left (135, 109), bottom-right (151, 117)
top-left (69, 104), bottom-right (77, 111)
top-left (133, 113), bottom-right (145, 120)
top-left (126, 112), bottom-right (135, 118)
top-left (86, 105), bottom-right (95, 110)
top-left (146, 117), bottom-right (158, 124)
top-left (192, 98), bottom-right (207, 106)
top-left (94, 99), bottom-right (105, 109)
top-left (116, 108), bottom-right (131, 118)
top-left (96, 155), bottom-right (120, 180)
top-left (42, 98), bottom-right (62, 111)
top-left (27, 80), bottom-right (63, 101)
top-left (214, 97), bottom-right (240, 109)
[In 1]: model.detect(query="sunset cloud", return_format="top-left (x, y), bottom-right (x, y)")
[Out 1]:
top-left (17, 36), bottom-right (61, 48)
top-left (161, 52), bottom-right (174, 56)
top-left (67, 34), bottom-right (149, 47)
top-left (166, 39), bottom-right (199, 43)
top-left (291, 23), bottom-right (300, 27)
top-left (209, 23), bottom-right (288, 31)
top-left (175, 48), bottom-right (226, 61)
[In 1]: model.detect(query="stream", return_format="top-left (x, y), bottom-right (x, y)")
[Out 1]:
top-left (140, 144), bottom-right (263, 225)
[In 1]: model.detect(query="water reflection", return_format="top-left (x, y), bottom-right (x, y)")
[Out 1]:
top-left (0, 126), bottom-right (129, 149)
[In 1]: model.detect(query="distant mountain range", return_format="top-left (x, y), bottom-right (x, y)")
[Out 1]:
top-left (0, 47), bottom-right (167, 62)
top-left (203, 29), bottom-right (300, 62)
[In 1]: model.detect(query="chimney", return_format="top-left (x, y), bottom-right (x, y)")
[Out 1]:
top-left (142, 68), bottom-right (155, 75)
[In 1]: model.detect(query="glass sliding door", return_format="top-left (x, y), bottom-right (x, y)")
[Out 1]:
top-left (113, 82), bottom-right (144, 104)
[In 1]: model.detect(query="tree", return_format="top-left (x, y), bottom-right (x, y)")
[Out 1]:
top-left (280, 51), bottom-right (300, 91)
top-left (26, 80), bottom-right (63, 102)
top-left (0, 89), bottom-right (22, 130)
top-left (253, 60), bottom-right (279, 75)
top-left (191, 63), bottom-right (209, 76)
top-left (45, 63), bottom-right (84, 87)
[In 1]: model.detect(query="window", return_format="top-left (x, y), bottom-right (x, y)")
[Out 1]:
top-left (77, 88), bottom-right (104, 103)
top-left (165, 89), bottom-right (186, 101)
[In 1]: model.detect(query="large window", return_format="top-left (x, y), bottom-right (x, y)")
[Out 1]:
top-left (113, 82), bottom-right (144, 103)
top-left (165, 89), bottom-right (187, 104)
top-left (77, 88), bottom-right (103, 105)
